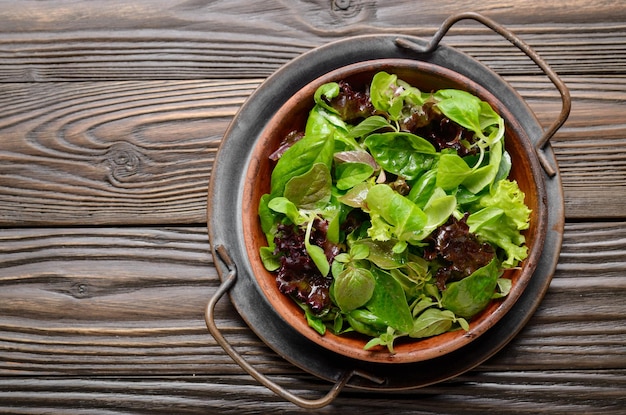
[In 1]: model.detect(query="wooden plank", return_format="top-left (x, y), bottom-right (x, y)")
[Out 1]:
top-left (2, 0), bottom-right (624, 36)
top-left (1, 223), bottom-right (624, 377)
top-left (1, 75), bottom-right (625, 225)
top-left (0, 26), bottom-right (624, 82)
top-left (0, 1), bottom-right (624, 82)
top-left (0, 371), bottom-right (624, 414)
top-left (0, 80), bottom-right (258, 226)
top-left (506, 76), bottom-right (626, 219)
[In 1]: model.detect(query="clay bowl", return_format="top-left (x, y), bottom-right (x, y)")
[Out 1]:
top-left (241, 59), bottom-right (547, 364)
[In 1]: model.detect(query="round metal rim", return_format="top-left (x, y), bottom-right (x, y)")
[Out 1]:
top-left (207, 34), bottom-right (564, 390)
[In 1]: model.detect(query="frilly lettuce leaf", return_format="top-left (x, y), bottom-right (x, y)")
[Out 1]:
top-left (479, 179), bottom-right (531, 231)
top-left (467, 179), bottom-right (532, 267)
top-left (365, 184), bottom-right (427, 248)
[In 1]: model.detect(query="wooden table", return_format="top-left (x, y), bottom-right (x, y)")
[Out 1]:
top-left (1, 1), bottom-right (625, 413)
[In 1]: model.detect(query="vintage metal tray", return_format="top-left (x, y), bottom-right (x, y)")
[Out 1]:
top-left (206, 13), bottom-right (570, 409)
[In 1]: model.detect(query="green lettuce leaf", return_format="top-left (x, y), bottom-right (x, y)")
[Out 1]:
top-left (366, 268), bottom-right (414, 333)
top-left (441, 257), bottom-right (501, 318)
top-left (467, 179), bottom-right (531, 267)
top-left (365, 184), bottom-right (427, 246)
top-left (270, 121), bottom-right (335, 198)
top-left (364, 132), bottom-right (437, 180)
top-left (284, 162), bottom-right (332, 209)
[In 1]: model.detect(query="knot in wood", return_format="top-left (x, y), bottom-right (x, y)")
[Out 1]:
top-left (331, 0), bottom-right (363, 18)
top-left (105, 142), bottom-right (142, 181)
top-left (70, 282), bottom-right (90, 299)
top-left (333, 0), bottom-right (351, 10)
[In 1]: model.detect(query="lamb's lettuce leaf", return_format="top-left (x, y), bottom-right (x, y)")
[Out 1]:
top-left (364, 132), bottom-right (437, 180)
top-left (441, 257), bottom-right (501, 318)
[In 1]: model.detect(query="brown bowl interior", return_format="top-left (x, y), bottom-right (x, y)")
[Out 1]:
top-left (241, 59), bottom-right (545, 364)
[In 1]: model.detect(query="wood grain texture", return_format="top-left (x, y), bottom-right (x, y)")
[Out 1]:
top-left (1, 27), bottom-right (624, 82)
top-left (2, 0), bottom-right (624, 34)
top-left (507, 75), bottom-right (626, 219)
top-left (0, 372), bottom-right (624, 414)
top-left (2, 75), bottom-right (625, 225)
top-left (0, 80), bottom-right (258, 225)
top-left (0, 1), bottom-right (624, 81)
top-left (1, 1), bottom-right (625, 225)
top-left (0, 223), bottom-right (625, 412)
top-left (1, 223), bottom-right (624, 375)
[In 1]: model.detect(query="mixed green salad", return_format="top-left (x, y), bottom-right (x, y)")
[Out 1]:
top-left (258, 71), bottom-right (531, 353)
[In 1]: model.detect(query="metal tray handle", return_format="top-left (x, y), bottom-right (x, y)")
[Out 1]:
top-left (395, 11), bottom-right (571, 177)
top-left (205, 245), bottom-right (384, 409)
